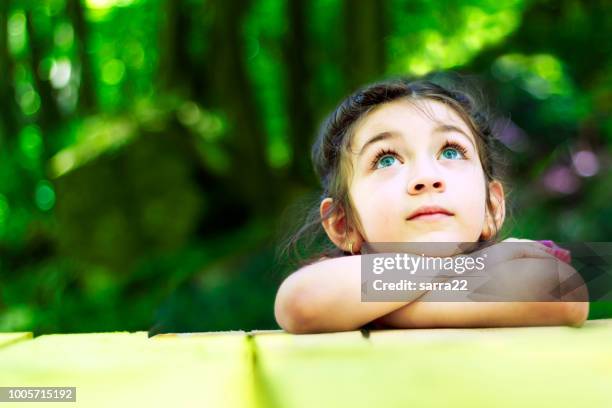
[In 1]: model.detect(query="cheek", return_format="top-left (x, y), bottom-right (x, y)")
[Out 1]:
top-left (350, 181), bottom-right (400, 228)
top-left (451, 167), bottom-right (487, 217)
top-left (469, 176), bottom-right (488, 221)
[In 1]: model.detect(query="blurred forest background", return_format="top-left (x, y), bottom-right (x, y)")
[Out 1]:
top-left (0, 0), bottom-right (611, 334)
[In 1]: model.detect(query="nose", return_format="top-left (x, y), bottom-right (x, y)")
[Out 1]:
top-left (407, 162), bottom-right (446, 195)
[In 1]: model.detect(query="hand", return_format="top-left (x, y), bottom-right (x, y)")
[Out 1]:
top-left (470, 237), bottom-right (557, 267)
top-left (537, 239), bottom-right (572, 263)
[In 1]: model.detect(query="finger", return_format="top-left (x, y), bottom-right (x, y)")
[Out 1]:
top-left (504, 238), bottom-right (558, 257)
top-left (478, 242), bottom-right (555, 266)
top-left (515, 244), bottom-right (556, 260)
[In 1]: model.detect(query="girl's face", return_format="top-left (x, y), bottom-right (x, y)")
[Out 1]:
top-left (347, 98), bottom-right (496, 244)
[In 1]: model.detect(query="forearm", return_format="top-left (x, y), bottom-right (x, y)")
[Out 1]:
top-left (375, 258), bottom-right (589, 328)
top-left (275, 254), bottom-right (427, 333)
top-left (374, 301), bottom-right (588, 328)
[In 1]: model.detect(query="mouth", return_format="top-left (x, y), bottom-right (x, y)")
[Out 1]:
top-left (407, 206), bottom-right (454, 222)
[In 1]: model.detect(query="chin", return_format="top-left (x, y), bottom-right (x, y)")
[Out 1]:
top-left (407, 231), bottom-right (468, 243)
top-left (399, 232), bottom-right (478, 256)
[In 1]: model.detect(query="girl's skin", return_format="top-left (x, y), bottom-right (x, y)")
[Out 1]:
top-left (275, 98), bottom-right (589, 334)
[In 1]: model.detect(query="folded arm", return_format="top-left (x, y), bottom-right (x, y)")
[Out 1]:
top-left (275, 254), bottom-right (430, 333)
top-left (276, 253), bottom-right (589, 333)
top-left (374, 257), bottom-right (589, 329)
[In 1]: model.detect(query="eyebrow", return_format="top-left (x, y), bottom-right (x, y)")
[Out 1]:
top-left (357, 123), bottom-right (476, 157)
top-left (432, 124), bottom-right (476, 150)
top-left (357, 131), bottom-right (400, 156)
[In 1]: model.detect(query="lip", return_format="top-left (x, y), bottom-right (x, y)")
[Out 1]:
top-left (407, 205), bottom-right (454, 221)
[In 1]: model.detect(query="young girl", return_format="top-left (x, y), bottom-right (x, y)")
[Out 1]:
top-left (275, 77), bottom-right (589, 334)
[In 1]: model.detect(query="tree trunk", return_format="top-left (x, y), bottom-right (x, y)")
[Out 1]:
top-left (0, 0), bottom-right (18, 143)
top-left (25, 10), bottom-right (60, 129)
top-left (66, 0), bottom-right (96, 113)
top-left (206, 0), bottom-right (277, 215)
top-left (157, 0), bottom-right (178, 91)
top-left (342, 0), bottom-right (387, 91)
top-left (283, 0), bottom-right (317, 186)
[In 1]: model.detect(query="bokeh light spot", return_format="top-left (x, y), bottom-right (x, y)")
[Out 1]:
top-left (572, 150), bottom-right (599, 177)
top-left (19, 125), bottom-right (43, 160)
top-left (50, 58), bottom-right (72, 88)
top-left (18, 85), bottom-right (41, 116)
top-left (101, 59), bottom-right (126, 85)
top-left (543, 165), bottom-right (580, 194)
top-left (54, 22), bottom-right (75, 50)
top-left (35, 181), bottom-right (56, 212)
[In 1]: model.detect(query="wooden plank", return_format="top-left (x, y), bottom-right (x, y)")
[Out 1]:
top-left (2, 320), bottom-right (610, 407)
top-left (254, 319), bottom-right (612, 408)
top-left (252, 329), bottom-right (372, 408)
top-left (363, 318), bottom-right (612, 407)
top-left (0, 332), bottom-right (32, 349)
top-left (0, 331), bottom-right (254, 408)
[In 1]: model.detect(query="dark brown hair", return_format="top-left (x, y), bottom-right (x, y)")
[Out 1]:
top-left (279, 75), bottom-right (510, 269)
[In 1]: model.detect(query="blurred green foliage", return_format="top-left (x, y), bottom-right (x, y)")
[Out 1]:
top-left (0, 0), bottom-right (611, 334)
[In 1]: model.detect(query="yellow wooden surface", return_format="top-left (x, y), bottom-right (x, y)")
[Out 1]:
top-left (0, 331), bottom-right (253, 408)
top-left (0, 332), bottom-right (32, 349)
top-left (0, 320), bottom-right (611, 408)
top-left (253, 319), bottom-right (612, 408)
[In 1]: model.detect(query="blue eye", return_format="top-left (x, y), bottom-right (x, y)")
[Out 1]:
top-left (440, 148), bottom-right (461, 160)
top-left (371, 148), bottom-right (400, 169)
top-left (376, 155), bottom-right (396, 169)
top-left (439, 142), bottom-right (468, 160)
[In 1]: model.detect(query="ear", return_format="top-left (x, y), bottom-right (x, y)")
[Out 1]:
top-left (481, 180), bottom-right (506, 240)
top-left (320, 197), bottom-right (364, 253)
